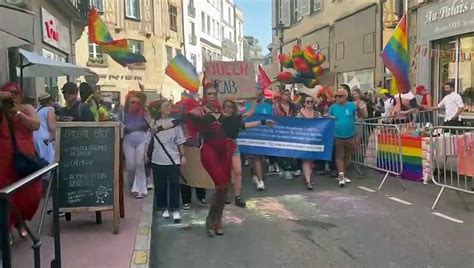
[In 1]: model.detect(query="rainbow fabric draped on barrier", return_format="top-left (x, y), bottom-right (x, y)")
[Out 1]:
top-left (377, 134), bottom-right (423, 181)
top-left (381, 14), bottom-right (410, 94)
top-left (88, 8), bottom-right (146, 67)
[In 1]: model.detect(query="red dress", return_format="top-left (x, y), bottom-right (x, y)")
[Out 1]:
top-left (0, 111), bottom-right (43, 227)
top-left (186, 113), bottom-right (236, 187)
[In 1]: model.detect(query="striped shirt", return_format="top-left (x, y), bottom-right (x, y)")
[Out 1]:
top-left (148, 119), bottom-right (186, 165)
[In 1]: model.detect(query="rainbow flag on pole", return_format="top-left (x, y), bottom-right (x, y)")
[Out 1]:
top-left (381, 14), bottom-right (410, 94)
top-left (165, 54), bottom-right (200, 93)
top-left (88, 8), bottom-right (146, 67)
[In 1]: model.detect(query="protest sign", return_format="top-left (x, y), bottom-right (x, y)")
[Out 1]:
top-left (180, 146), bottom-right (215, 189)
top-left (204, 61), bottom-right (256, 100)
top-left (237, 115), bottom-right (335, 160)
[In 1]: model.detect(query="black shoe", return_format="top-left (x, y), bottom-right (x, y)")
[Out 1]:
top-left (235, 196), bottom-right (246, 208)
top-left (225, 199), bottom-right (232, 205)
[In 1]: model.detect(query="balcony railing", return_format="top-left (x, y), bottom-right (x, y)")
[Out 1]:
top-left (69, 0), bottom-right (90, 19)
top-left (188, 4), bottom-right (196, 18)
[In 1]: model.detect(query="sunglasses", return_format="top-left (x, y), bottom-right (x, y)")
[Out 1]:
top-left (335, 95), bottom-right (346, 98)
top-left (207, 92), bottom-right (217, 96)
top-left (305, 100), bottom-right (314, 104)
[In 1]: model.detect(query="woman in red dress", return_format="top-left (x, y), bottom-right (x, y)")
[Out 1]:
top-left (184, 83), bottom-right (273, 236)
top-left (0, 83), bottom-right (42, 242)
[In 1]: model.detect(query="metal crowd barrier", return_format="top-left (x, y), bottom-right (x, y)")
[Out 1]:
top-left (353, 122), bottom-right (405, 190)
top-left (428, 126), bottom-right (474, 210)
top-left (0, 163), bottom-right (61, 268)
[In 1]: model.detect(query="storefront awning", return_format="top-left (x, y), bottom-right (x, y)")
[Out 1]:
top-left (19, 49), bottom-right (96, 78)
top-left (0, 30), bottom-right (27, 49)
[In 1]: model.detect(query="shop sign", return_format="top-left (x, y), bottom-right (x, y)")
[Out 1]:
top-left (41, 8), bottom-right (71, 53)
top-left (98, 74), bottom-right (143, 81)
top-left (419, 0), bottom-right (474, 41)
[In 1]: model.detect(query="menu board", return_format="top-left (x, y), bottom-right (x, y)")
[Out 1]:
top-left (56, 122), bottom-right (121, 233)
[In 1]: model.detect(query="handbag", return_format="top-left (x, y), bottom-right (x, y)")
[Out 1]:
top-left (6, 114), bottom-right (49, 178)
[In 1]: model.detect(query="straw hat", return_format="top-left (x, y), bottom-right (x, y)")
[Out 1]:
top-left (38, 93), bottom-right (53, 103)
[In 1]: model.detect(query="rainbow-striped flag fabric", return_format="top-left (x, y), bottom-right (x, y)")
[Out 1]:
top-left (165, 54), bottom-right (200, 93)
top-left (88, 8), bottom-right (146, 67)
top-left (381, 14), bottom-right (410, 94)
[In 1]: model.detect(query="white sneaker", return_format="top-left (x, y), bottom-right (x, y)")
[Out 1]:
top-left (253, 175), bottom-right (260, 185)
top-left (269, 165), bottom-right (276, 173)
top-left (275, 164), bottom-right (280, 173)
top-left (147, 183), bottom-right (154, 190)
top-left (162, 210), bottom-right (170, 219)
top-left (294, 170), bottom-right (302, 176)
top-left (244, 159), bottom-right (249, 166)
top-left (257, 181), bottom-right (265, 191)
top-left (338, 179), bottom-right (346, 187)
top-left (172, 211), bottom-right (181, 223)
top-left (344, 177), bottom-right (352, 183)
top-left (284, 171), bottom-right (293, 180)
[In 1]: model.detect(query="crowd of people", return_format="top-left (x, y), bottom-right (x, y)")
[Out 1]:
top-left (0, 78), bottom-right (466, 239)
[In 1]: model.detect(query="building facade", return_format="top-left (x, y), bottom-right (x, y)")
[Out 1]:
top-left (271, 0), bottom-right (393, 92)
top-left (410, 0), bottom-right (473, 115)
top-left (182, 0), bottom-right (243, 75)
top-left (1, 0), bottom-right (89, 99)
top-left (75, 0), bottom-right (185, 103)
top-left (234, 6), bottom-right (244, 61)
top-left (243, 36), bottom-right (264, 72)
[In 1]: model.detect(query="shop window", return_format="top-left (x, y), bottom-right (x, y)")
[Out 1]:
top-left (90, 0), bottom-right (104, 12)
top-left (125, 0), bottom-right (140, 20)
top-left (128, 39), bottom-right (143, 55)
top-left (431, 34), bottom-right (473, 113)
top-left (169, 5), bottom-right (178, 32)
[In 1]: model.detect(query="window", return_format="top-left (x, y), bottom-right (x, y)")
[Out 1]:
top-left (217, 22), bottom-right (220, 39)
top-left (211, 19), bottom-right (215, 36)
top-left (90, 0), bottom-right (104, 12)
top-left (166, 46), bottom-right (173, 62)
top-left (125, 0), bottom-right (140, 20)
top-left (207, 15), bottom-right (211, 34)
top-left (191, 53), bottom-right (197, 67)
top-left (128, 40), bottom-right (143, 55)
top-left (176, 49), bottom-right (182, 55)
top-left (201, 12), bottom-right (206, 32)
top-left (88, 42), bottom-right (105, 59)
top-left (169, 5), bottom-right (178, 32)
top-left (312, 0), bottom-right (323, 14)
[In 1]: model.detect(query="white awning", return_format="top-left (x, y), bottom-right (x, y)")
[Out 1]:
top-left (0, 30), bottom-right (27, 49)
top-left (19, 49), bottom-right (96, 78)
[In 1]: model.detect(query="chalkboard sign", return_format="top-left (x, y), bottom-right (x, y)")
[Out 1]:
top-left (56, 122), bottom-right (121, 233)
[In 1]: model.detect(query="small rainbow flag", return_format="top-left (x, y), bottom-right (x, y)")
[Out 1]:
top-left (88, 9), bottom-right (146, 67)
top-left (165, 54), bottom-right (200, 93)
top-left (381, 14), bottom-right (410, 94)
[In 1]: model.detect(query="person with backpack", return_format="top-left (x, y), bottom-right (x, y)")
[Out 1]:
top-left (58, 82), bottom-right (95, 122)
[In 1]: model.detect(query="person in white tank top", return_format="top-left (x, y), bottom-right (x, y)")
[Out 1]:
top-left (33, 93), bottom-right (56, 166)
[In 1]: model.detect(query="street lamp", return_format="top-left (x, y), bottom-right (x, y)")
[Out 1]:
top-left (273, 22), bottom-right (287, 72)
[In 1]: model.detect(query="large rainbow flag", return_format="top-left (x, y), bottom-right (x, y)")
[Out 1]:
top-left (88, 8), bottom-right (146, 67)
top-left (165, 54), bottom-right (200, 93)
top-left (381, 14), bottom-right (410, 94)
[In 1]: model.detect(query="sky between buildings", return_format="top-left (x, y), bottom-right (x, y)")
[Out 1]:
top-left (235, 0), bottom-right (272, 50)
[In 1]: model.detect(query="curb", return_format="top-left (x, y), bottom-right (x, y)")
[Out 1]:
top-left (130, 190), bottom-right (154, 268)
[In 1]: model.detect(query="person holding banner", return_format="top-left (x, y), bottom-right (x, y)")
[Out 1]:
top-left (297, 95), bottom-right (320, 190)
top-left (184, 84), bottom-right (274, 236)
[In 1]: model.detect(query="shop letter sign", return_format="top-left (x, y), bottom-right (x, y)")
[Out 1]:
top-left (45, 20), bottom-right (59, 41)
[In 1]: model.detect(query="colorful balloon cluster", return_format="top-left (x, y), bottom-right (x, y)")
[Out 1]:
top-left (276, 45), bottom-right (326, 88)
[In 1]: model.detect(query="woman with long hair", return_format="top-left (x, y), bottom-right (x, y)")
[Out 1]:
top-left (297, 95), bottom-right (320, 190)
top-left (122, 91), bottom-right (149, 198)
top-left (0, 82), bottom-right (42, 243)
top-left (184, 83), bottom-right (274, 236)
top-left (147, 100), bottom-right (186, 223)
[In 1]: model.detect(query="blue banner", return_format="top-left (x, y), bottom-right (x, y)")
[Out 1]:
top-left (237, 115), bottom-right (335, 161)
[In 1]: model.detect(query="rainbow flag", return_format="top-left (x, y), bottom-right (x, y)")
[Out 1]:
top-left (381, 14), bottom-right (410, 94)
top-left (88, 9), bottom-right (146, 67)
top-left (165, 54), bottom-right (200, 93)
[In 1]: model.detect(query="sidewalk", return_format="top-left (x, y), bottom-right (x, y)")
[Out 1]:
top-left (9, 187), bottom-right (153, 268)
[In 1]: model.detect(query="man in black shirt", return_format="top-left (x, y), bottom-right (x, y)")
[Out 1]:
top-left (58, 82), bottom-right (95, 122)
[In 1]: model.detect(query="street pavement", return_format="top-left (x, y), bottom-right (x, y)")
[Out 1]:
top-left (151, 168), bottom-right (474, 268)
